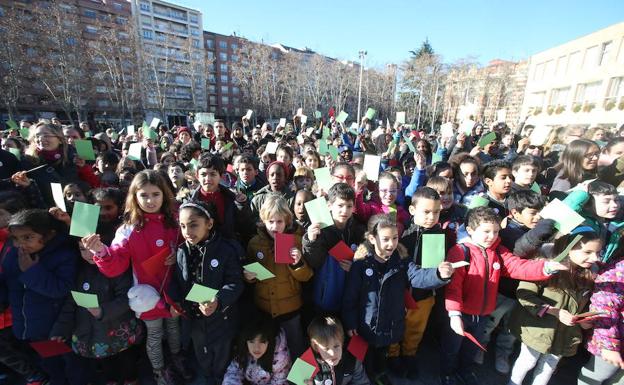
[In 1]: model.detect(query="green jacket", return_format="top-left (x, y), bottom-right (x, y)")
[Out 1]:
top-left (510, 280), bottom-right (590, 356)
top-left (563, 190), bottom-right (624, 264)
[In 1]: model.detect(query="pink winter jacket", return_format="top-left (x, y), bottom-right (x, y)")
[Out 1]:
top-left (355, 190), bottom-right (409, 234)
top-left (93, 213), bottom-right (180, 320)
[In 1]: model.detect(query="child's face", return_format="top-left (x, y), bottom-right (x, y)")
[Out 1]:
top-left (186, 177), bottom-right (199, 191)
top-left (293, 194), bottom-right (308, 221)
top-left (263, 214), bottom-right (286, 238)
top-left (390, 171), bottom-right (402, 188)
top-left (292, 157), bottom-right (305, 170)
top-left (436, 188), bottom-right (454, 210)
top-left (267, 164), bottom-right (286, 191)
top-left (485, 169), bottom-right (513, 196)
top-left (179, 209), bottom-right (213, 245)
top-left (276, 150), bottom-right (291, 166)
top-left (247, 335), bottom-right (269, 361)
top-left (438, 168), bottom-right (453, 180)
top-left (305, 156), bottom-right (319, 170)
top-left (368, 226), bottom-right (399, 260)
top-left (312, 337), bottom-right (343, 367)
top-left (582, 145), bottom-right (600, 171)
top-left (295, 176), bottom-right (312, 191)
top-left (569, 239), bottom-right (602, 268)
top-left (459, 162), bottom-right (478, 188)
top-left (329, 197), bottom-right (354, 226)
top-left (403, 161), bottom-right (415, 177)
top-left (468, 221), bottom-right (500, 249)
top-left (96, 198), bottom-right (120, 223)
top-left (168, 165), bottom-right (184, 186)
top-left (237, 162), bottom-right (257, 184)
top-left (608, 143), bottom-right (624, 159)
top-left (512, 165), bottom-right (538, 187)
top-left (378, 178), bottom-right (398, 207)
top-left (197, 167), bottom-right (221, 193)
top-left (409, 198), bottom-right (441, 228)
top-left (10, 227), bottom-right (47, 254)
top-left (64, 186), bottom-right (86, 203)
top-left (593, 194), bottom-right (620, 219)
top-left (511, 208), bottom-right (541, 229)
top-left (331, 168), bottom-right (355, 188)
top-left (135, 183), bottom-right (163, 214)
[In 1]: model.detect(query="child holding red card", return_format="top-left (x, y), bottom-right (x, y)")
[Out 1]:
top-left (169, 201), bottom-right (244, 385)
top-left (508, 227), bottom-right (601, 385)
top-left (307, 316), bottom-right (370, 385)
top-left (303, 183), bottom-right (365, 314)
top-left (245, 195), bottom-right (312, 359)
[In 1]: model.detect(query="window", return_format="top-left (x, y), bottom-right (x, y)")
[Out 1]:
top-left (209, 95), bottom-right (217, 105)
top-left (207, 51), bottom-right (215, 60)
top-left (230, 42), bottom-right (238, 50)
top-left (30, 65), bottom-right (43, 74)
top-left (555, 55), bottom-right (567, 77)
top-left (599, 41), bottom-right (612, 66)
top-left (118, 32), bottom-right (129, 39)
top-left (233, 97), bottom-right (239, 105)
top-left (220, 75), bottom-right (228, 83)
top-left (232, 86), bottom-right (240, 95)
top-left (208, 85), bottom-right (216, 94)
top-left (115, 17), bottom-right (127, 25)
top-left (143, 29), bottom-right (153, 39)
top-left (574, 81), bottom-right (602, 104)
top-left (96, 99), bottom-right (110, 107)
top-left (190, 28), bottom-right (199, 36)
top-left (231, 54), bottom-right (239, 63)
top-left (549, 87), bottom-right (570, 106)
top-left (208, 74), bottom-right (216, 84)
top-left (219, 52), bottom-right (227, 61)
top-left (607, 77), bottom-right (624, 99)
top-left (583, 46), bottom-right (599, 69)
top-left (208, 63), bottom-right (216, 72)
top-left (113, 3), bottom-right (123, 10)
top-left (529, 91), bottom-right (546, 107)
top-left (191, 39), bottom-right (200, 48)
top-left (96, 86), bottom-right (108, 93)
top-left (206, 39), bottom-right (214, 49)
top-left (26, 47), bottom-right (36, 57)
top-left (219, 41), bottom-right (227, 49)
top-left (234, 108), bottom-right (241, 115)
top-left (140, 2), bottom-right (150, 11)
top-left (189, 13), bottom-right (198, 23)
top-left (533, 63), bottom-right (545, 81)
top-left (85, 25), bottom-right (97, 34)
top-left (221, 96), bottom-right (229, 104)
top-left (568, 51), bottom-right (581, 73)
top-left (66, 37), bottom-right (77, 46)
top-left (84, 9), bottom-right (97, 18)
top-left (221, 85), bottom-right (229, 94)
top-left (220, 63), bottom-right (228, 72)
top-left (141, 16), bottom-right (151, 25)
top-left (0, 7), bottom-right (4, 16)
top-left (544, 60), bottom-right (555, 78)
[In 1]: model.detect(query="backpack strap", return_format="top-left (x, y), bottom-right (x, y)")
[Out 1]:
top-left (459, 243), bottom-right (470, 265)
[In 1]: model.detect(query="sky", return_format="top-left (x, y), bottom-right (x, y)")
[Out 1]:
top-left (180, 0), bottom-right (623, 68)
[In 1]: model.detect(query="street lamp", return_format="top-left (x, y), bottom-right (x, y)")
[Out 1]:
top-left (357, 50), bottom-right (367, 124)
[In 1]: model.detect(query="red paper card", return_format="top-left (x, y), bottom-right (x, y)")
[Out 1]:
top-left (274, 233), bottom-right (296, 264)
top-left (30, 340), bottom-right (72, 358)
top-left (329, 241), bottom-right (354, 262)
top-left (226, 164), bottom-right (234, 174)
top-left (347, 334), bottom-right (369, 362)
top-left (464, 332), bottom-right (487, 352)
top-left (404, 289), bottom-right (419, 310)
top-left (141, 248), bottom-right (170, 277)
top-left (300, 348), bottom-right (320, 376)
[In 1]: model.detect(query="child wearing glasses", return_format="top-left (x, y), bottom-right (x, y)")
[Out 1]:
top-left (355, 172), bottom-right (410, 236)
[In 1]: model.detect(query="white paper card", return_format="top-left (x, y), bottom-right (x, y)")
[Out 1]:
top-left (149, 118), bottom-right (160, 129)
top-left (51, 183), bottom-right (67, 212)
top-left (128, 142), bottom-right (143, 161)
top-left (126, 125), bottom-right (135, 136)
top-left (529, 126), bottom-right (554, 146)
top-left (300, 115), bottom-right (308, 125)
top-left (265, 142), bottom-right (279, 154)
top-left (245, 109), bottom-right (253, 120)
top-left (279, 118), bottom-right (286, 127)
top-left (363, 154), bottom-right (381, 181)
top-left (539, 198), bottom-right (585, 235)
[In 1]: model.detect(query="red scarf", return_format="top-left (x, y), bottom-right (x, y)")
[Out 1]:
top-left (37, 148), bottom-right (63, 163)
top-left (198, 188), bottom-right (225, 223)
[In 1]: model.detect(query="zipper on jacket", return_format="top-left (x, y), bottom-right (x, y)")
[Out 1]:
top-left (21, 286), bottom-right (27, 339)
top-left (479, 247), bottom-right (490, 315)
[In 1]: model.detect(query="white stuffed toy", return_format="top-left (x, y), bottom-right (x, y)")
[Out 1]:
top-left (127, 284), bottom-right (160, 316)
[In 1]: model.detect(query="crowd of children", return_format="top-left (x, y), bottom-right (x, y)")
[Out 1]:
top-left (1, 115), bottom-right (624, 385)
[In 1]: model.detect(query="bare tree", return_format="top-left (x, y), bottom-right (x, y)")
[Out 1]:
top-left (0, 6), bottom-right (29, 120)
top-left (178, 36), bottom-right (207, 113)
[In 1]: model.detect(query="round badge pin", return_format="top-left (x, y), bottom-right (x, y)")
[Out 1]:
top-left (324, 380), bottom-right (332, 385)
top-left (351, 244), bottom-right (357, 251)
top-left (365, 268), bottom-right (373, 277)
top-left (257, 251), bottom-right (264, 260)
top-left (493, 262), bottom-right (501, 270)
top-left (210, 259), bottom-right (219, 268)
top-left (156, 239), bottom-right (164, 247)
top-left (82, 282), bottom-right (90, 291)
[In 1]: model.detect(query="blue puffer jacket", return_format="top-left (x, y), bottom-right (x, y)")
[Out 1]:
top-left (0, 233), bottom-right (77, 341)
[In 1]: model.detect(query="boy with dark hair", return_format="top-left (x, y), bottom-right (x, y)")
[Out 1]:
top-left (189, 153), bottom-right (251, 240)
top-left (303, 183), bottom-right (366, 314)
top-left (388, 187), bottom-right (455, 380)
top-left (482, 160), bottom-right (513, 218)
top-left (511, 155), bottom-right (542, 192)
top-left (233, 154), bottom-right (266, 201)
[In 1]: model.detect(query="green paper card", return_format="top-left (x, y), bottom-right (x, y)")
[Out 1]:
top-left (432, 152), bottom-right (443, 164)
top-left (396, 111), bottom-right (406, 124)
top-left (305, 197), bottom-right (333, 229)
top-left (478, 132), bottom-right (497, 148)
top-left (539, 198), bottom-right (585, 235)
top-left (71, 291), bottom-right (99, 308)
top-left (314, 167), bottom-right (332, 191)
top-left (110, 131), bottom-right (119, 141)
top-left (531, 182), bottom-right (541, 195)
top-left (74, 140), bottom-right (96, 161)
top-left (8, 147), bottom-right (21, 160)
top-left (20, 127), bottom-right (29, 139)
top-left (185, 283), bottom-right (218, 303)
top-left (327, 145), bottom-right (339, 160)
top-left (553, 234), bottom-right (583, 262)
top-left (6, 119), bottom-right (18, 130)
top-left (422, 234), bottom-right (446, 268)
top-left (287, 358), bottom-right (316, 385)
top-left (84, 131), bottom-right (91, 138)
top-left (468, 195), bottom-right (489, 209)
top-left (189, 158), bottom-right (199, 171)
top-left (69, 202), bottom-right (100, 237)
top-left (365, 108), bottom-right (376, 120)
top-left (319, 139), bottom-right (329, 155)
top-left (314, 110), bottom-right (322, 119)
top-left (336, 111), bottom-right (348, 124)
top-left (145, 128), bottom-right (158, 140)
top-left (127, 143), bottom-right (142, 161)
top-left (222, 142), bottom-right (233, 151)
top-left (404, 136), bottom-right (416, 153)
top-left (243, 262), bottom-right (275, 281)
top-left (201, 138), bottom-right (211, 150)
top-left (142, 121), bottom-right (149, 130)
top-left (322, 127), bottom-right (330, 139)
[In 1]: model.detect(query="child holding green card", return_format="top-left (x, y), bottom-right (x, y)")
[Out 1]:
top-left (2, 209), bottom-right (77, 385)
top-left (508, 226), bottom-right (601, 385)
top-left (169, 200), bottom-right (244, 385)
top-left (387, 187), bottom-right (455, 380)
top-left (50, 237), bottom-right (143, 385)
top-left (245, 195), bottom-right (312, 359)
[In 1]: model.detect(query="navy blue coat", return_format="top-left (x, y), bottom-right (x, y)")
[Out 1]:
top-left (0, 233), bottom-right (77, 340)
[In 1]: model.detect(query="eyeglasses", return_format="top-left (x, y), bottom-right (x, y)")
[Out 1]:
top-left (379, 189), bottom-right (398, 196)
top-left (35, 134), bottom-right (58, 140)
top-left (584, 152), bottom-right (600, 160)
top-left (332, 174), bottom-right (354, 182)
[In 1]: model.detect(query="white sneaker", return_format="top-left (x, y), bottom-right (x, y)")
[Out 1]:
top-left (474, 350), bottom-right (484, 365)
top-left (495, 353), bottom-right (510, 374)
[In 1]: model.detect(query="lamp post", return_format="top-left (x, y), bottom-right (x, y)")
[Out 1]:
top-left (357, 50), bottom-right (367, 124)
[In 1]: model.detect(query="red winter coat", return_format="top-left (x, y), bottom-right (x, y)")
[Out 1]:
top-left (0, 228), bottom-right (12, 329)
top-left (445, 238), bottom-right (549, 316)
top-left (94, 213), bottom-right (179, 320)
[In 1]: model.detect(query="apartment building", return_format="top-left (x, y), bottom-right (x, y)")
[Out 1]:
top-left (133, 0), bottom-right (206, 127)
top-left (522, 22), bottom-right (624, 129)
